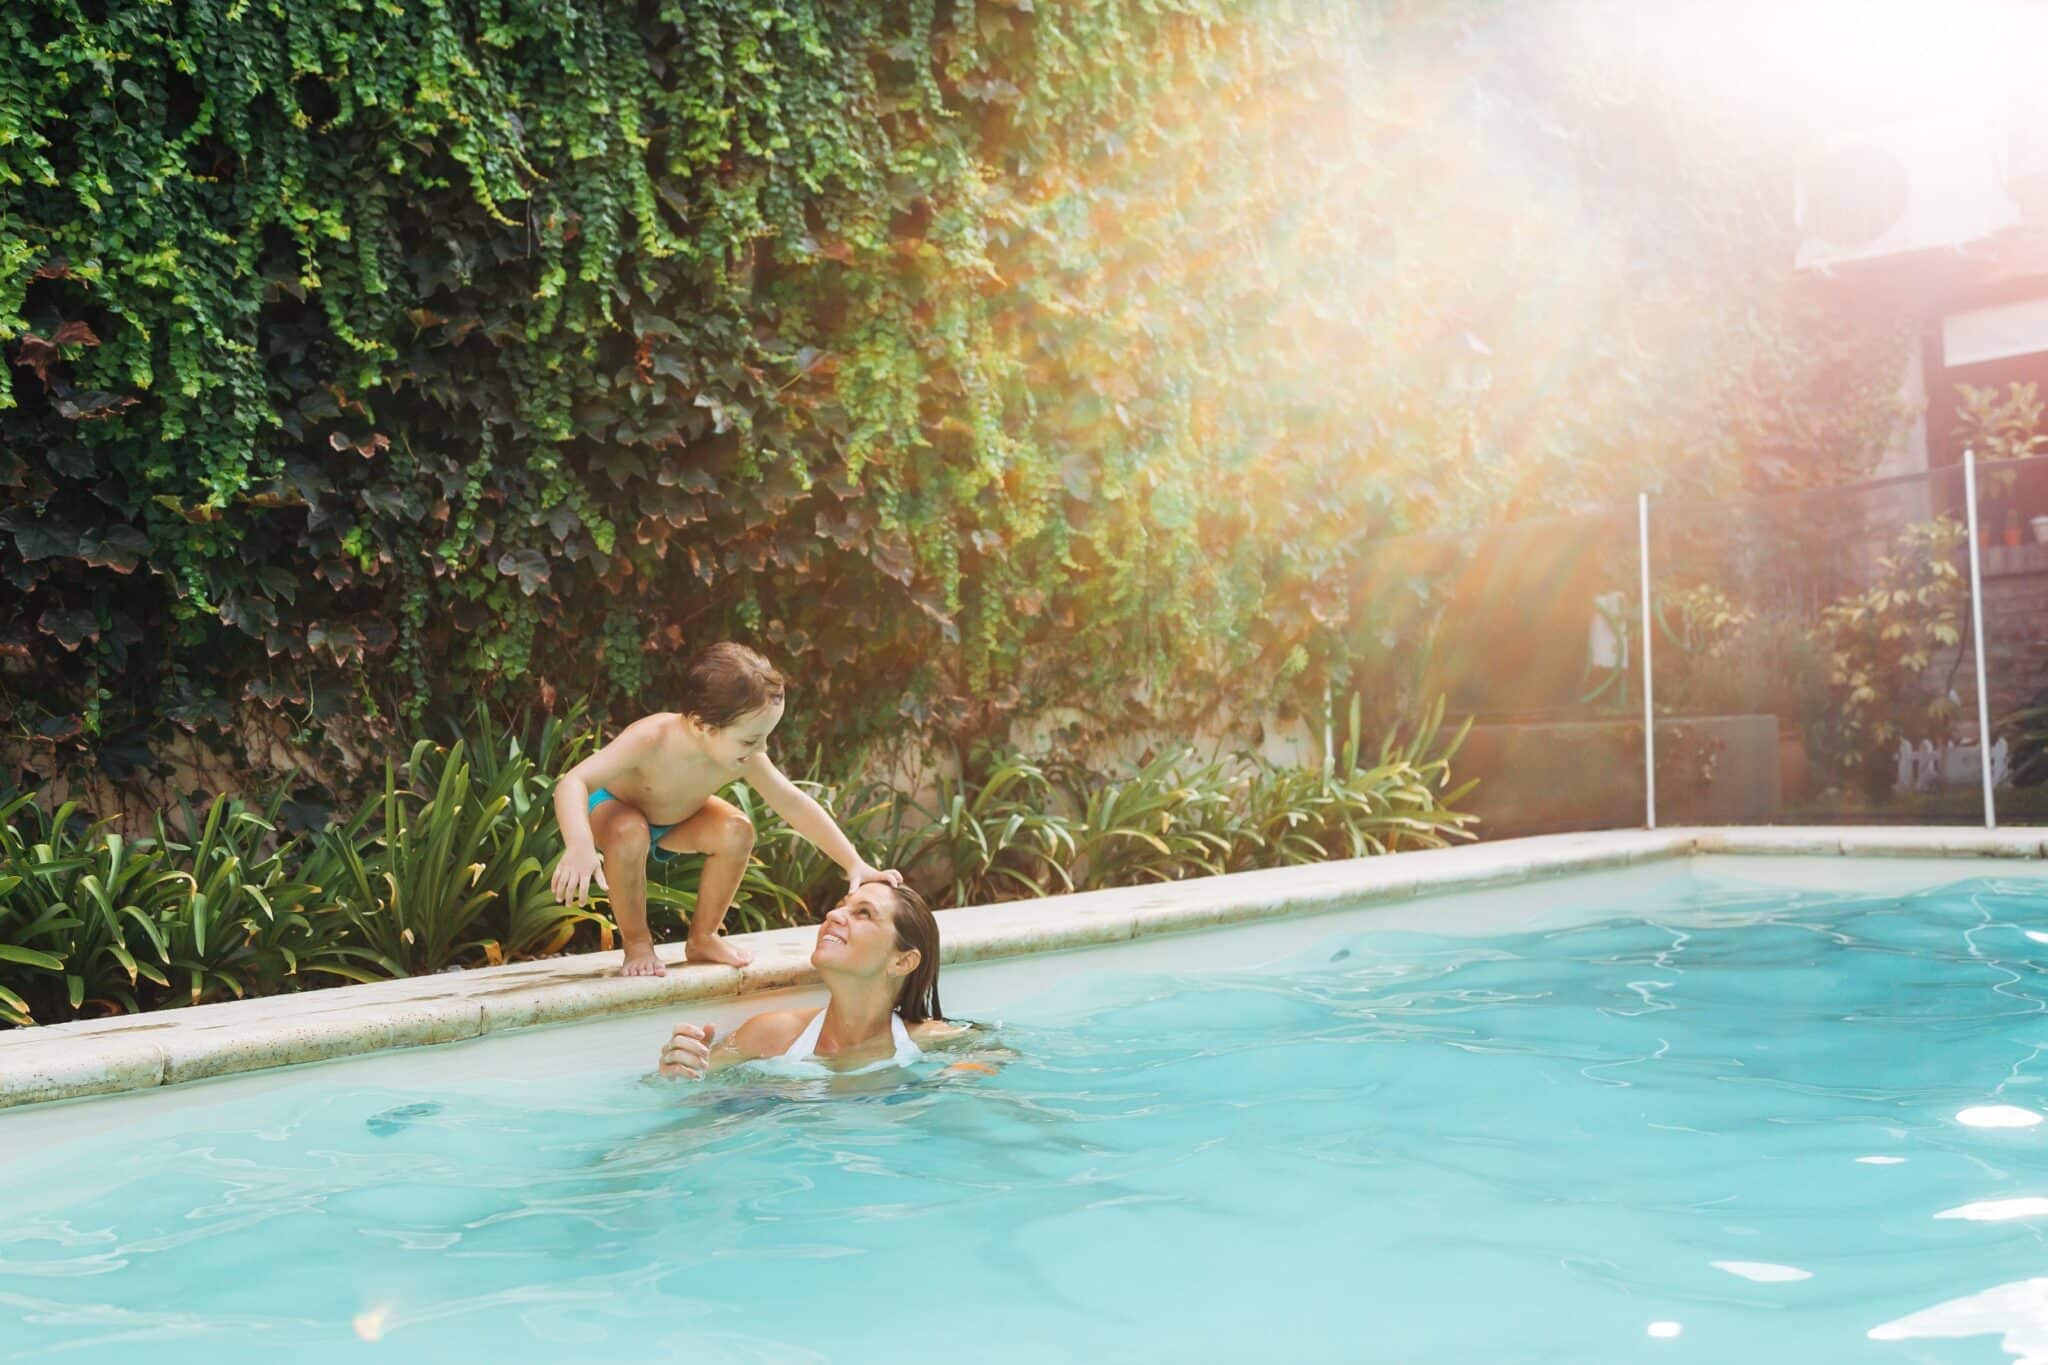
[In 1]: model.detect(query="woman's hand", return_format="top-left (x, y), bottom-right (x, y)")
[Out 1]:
top-left (551, 845), bottom-right (606, 906)
top-left (658, 1023), bottom-right (718, 1079)
top-left (847, 861), bottom-right (903, 894)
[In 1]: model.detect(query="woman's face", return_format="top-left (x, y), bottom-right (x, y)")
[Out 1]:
top-left (811, 884), bottom-right (914, 981)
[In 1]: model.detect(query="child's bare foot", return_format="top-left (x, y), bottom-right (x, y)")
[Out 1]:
top-left (620, 945), bottom-right (668, 977)
top-left (685, 935), bottom-right (753, 968)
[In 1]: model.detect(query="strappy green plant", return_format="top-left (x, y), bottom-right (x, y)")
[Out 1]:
top-left (0, 790), bottom-right (87, 1025)
top-left (147, 792), bottom-right (369, 1005)
top-left (1057, 748), bottom-right (1238, 890)
top-left (0, 792), bottom-right (184, 1022)
top-left (441, 700), bottom-right (593, 800)
top-left (460, 705), bottom-right (609, 960)
top-left (1, 689), bottom-right (1479, 1029)
top-left (487, 813), bottom-right (612, 962)
top-left (642, 850), bottom-right (807, 939)
top-left (719, 770), bottom-right (912, 926)
top-left (1232, 695), bottom-right (1477, 866)
top-left (309, 739), bottom-right (575, 976)
top-left (900, 754), bottom-right (1078, 905)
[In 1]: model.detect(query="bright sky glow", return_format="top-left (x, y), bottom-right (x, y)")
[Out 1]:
top-left (1584, 0), bottom-right (2048, 134)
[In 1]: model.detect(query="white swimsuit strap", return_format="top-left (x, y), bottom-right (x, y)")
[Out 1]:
top-left (890, 1012), bottom-right (920, 1060)
top-left (781, 1008), bottom-right (920, 1063)
top-left (782, 1008), bottom-right (827, 1060)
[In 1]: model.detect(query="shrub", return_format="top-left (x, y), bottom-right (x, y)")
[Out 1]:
top-left (1056, 748), bottom-right (1238, 890)
top-left (443, 705), bottom-right (614, 961)
top-left (0, 793), bottom-right (181, 1023)
top-left (1818, 516), bottom-right (1968, 788)
top-left (148, 792), bottom-right (368, 1005)
top-left (901, 754), bottom-right (1078, 905)
top-left (1230, 696), bottom-right (1477, 867)
top-left (639, 853), bottom-right (809, 941)
top-left (725, 765), bottom-right (917, 924)
top-left (307, 738), bottom-right (606, 977)
top-left (0, 704), bottom-right (1477, 1027)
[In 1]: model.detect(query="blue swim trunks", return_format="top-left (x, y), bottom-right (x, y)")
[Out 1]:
top-left (587, 788), bottom-right (682, 863)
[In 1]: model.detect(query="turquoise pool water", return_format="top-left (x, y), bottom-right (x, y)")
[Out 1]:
top-left (8, 865), bottom-right (2048, 1362)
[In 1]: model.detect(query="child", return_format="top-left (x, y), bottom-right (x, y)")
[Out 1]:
top-left (550, 642), bottom-right (901, 975)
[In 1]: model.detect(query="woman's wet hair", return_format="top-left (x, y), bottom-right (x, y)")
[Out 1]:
top-left (885, 885), bottom-right (944, 1024)
top-left (676, 642), bottom-right (785, 730)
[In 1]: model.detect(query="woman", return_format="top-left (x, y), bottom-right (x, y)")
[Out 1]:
top-left (657, 881), bottom-right (962, 1078)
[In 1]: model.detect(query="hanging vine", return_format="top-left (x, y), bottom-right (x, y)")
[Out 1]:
top-left (1, 0), bottom-right (1906, 795)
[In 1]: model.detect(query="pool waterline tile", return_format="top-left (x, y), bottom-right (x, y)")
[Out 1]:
top-left (2, 826), bottom-right (2042, 1109)
top-left (154, 998), bottom-right (490, 1087)
top-left (0, 1032), bottom-right (166, 1104)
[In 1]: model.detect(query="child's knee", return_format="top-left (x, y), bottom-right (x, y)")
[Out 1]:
top-left (597, 810), bottom-right (650, 858)
top-left (713, 808), bottom-right (755, 857)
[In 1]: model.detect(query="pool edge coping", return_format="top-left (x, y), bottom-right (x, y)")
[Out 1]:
top-left (4, 824), bottom-right (2043, 1110)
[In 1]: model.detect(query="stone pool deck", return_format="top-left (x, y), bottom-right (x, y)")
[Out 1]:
top-left (5, 825), bottom-right (2047, 1110)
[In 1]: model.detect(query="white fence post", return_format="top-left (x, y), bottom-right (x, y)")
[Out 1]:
top-left (1964, 448), bottom-right (1997, 829)
top-left (1640, 493), bottom-right (1656, 830)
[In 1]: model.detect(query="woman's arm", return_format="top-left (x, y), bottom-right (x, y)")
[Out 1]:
top-left (657, 1009), bottom-right (811, 1079)
top-left (912, 1019), bottom-right (1017, 1076)
top-left (910, 1019), bottom-right (978, 1048)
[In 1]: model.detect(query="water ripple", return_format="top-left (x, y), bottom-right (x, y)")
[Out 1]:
top-left (8, 874), bottom-right (2048, 1360)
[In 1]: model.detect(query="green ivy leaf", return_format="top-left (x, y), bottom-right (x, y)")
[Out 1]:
top-left (496, 549), bottom-right (551, 595)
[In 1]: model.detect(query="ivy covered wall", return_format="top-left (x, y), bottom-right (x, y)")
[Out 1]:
top-left (1, 0), bottom-right (1905, 798)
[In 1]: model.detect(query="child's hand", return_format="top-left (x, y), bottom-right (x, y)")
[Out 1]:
top-left (848, 861), bottom-right (904, 894)
top-left (659, 1023), bottom-right (717, 1079)
top-left (552, 846), bottom-right (607, 906)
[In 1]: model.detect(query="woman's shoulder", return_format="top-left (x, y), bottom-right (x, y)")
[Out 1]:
top-left (731, 1007), bottom-right (818, 1058)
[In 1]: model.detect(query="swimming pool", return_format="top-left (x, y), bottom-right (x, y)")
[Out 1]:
top-left (6, 854), bottom-right (2048, 1362)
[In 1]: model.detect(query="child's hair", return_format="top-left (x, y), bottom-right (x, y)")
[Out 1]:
top-left (676, 642), bottom-right (786, 729)
top-left (885, 884), bottom-right (945, 1024)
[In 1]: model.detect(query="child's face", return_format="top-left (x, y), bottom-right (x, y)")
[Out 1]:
top-left (704, 699), bottom-right (783, 768)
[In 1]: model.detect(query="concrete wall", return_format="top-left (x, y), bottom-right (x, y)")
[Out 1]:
top-left (1458, 714), bottom-right (1781, 838)
top-left (1874, 347), bottom-right (1931, 480)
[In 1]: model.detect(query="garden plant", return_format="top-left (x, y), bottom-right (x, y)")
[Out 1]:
top-left (0, 703), bottom-right (1474, 1028)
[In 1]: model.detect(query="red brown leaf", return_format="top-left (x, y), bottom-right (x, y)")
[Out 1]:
top-left (12, 335), bottom-right (58, 384)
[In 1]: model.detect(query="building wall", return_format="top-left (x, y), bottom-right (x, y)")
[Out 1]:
top-left (1874, 346), bottom-right (1930, 479)
top-left (1925, 284), bottom-right (2048, 469)
top-left (1970, 548), bottom-right (2048, 721)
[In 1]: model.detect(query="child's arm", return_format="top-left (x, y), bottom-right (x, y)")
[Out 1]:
top-left (550, 719), bottom-right (665, 905)
top-left (737, 753), bottom-right (901, 890)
